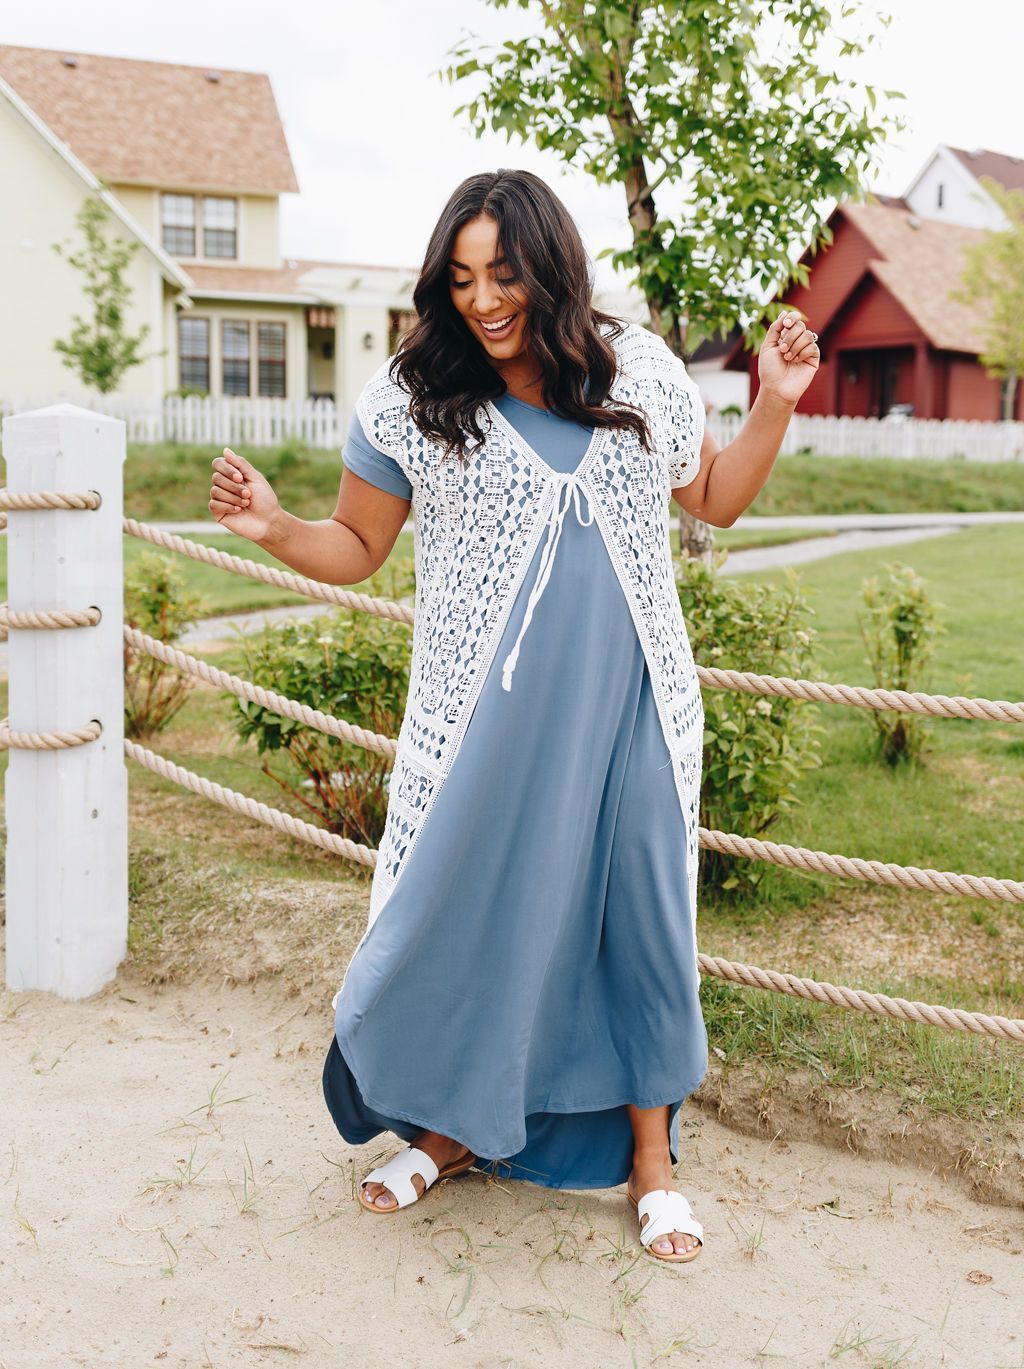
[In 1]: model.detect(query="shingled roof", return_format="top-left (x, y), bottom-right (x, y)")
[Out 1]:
top-left (948, 144), bottom-right (1024, 194)
top-left (840, 200), bottom-right (992, 353)
top-left (0, 44), bottom-right (299, 195)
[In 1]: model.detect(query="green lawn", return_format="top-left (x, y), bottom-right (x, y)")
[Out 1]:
top-left (698, 521), bottom-right (1024, 915)
top-left (744, 451), bottom-right (1024, 515)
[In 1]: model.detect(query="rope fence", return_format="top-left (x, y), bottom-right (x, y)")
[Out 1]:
top-left (2, 482), bottom-right (1022, 1042)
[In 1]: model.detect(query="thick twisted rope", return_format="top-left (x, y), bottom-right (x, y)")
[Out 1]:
top-left (699, 828), bottom-right (1024, 903)
top-left (696, 955), bottom-right (1024, 1042)
top-left (0, 489), bottom-right (101, 513)
top-left (123, 739), bottom-right (377, 868)
top-left (697, 665), bottom-right (1024, 724)
top-left (0, 717), bottom-right (102, 751)
top-left (123, 625), bottom-right (397, 758)
top-left (122, 518), bottom-right (414, 624)
top-left (0, 603), bottom-right (102, 641)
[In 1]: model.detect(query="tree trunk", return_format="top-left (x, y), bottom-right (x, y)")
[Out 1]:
top-left (1003, 368), bottom-right (1018, 422)
top-left (599, 23), bottom-right (715, 565)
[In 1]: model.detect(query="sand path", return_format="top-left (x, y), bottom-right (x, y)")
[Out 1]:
top-left (2, 971), bottom-right (1021, 1369)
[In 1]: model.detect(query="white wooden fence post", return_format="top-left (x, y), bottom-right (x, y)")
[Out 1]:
top-left (3, 404), bottom-right (128, 999)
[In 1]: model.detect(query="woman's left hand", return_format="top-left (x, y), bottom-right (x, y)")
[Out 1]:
top-left (757, 312), bottom-right (820, 405)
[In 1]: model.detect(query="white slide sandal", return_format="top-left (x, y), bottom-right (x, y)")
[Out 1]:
top-left (627, 1187), bottom-right (704, 1262)
top-left (358, 1144), bottom-right (476, 1213)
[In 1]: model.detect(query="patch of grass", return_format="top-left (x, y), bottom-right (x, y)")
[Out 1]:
top-left (125, 441), bottom-right (349, 523)
top-left (693, 521), bottom-right (1024, 1121)
top-left (743, 451), bottom-right (1024, 515)
top-left (0, 530), bottom-right (416, 618)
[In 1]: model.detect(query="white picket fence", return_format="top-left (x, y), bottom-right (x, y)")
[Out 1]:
top-left (0, 395), bottom-right (348, 449)
top-left (711, 412), bottom-right (1024, 462)
top-left (1, 394), bottom-right (1023, 459)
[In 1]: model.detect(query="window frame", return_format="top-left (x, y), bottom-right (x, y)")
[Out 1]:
top-left (161, 193), bottom-right (197, 256)
top-left (177, 315), bottom-right (210, 393)
top-left (203, 195), bottom-right (239, 260)
top-left (221, 319), bottom-right (252, 397)
top-left (257, 321), bottom-right (287, 398)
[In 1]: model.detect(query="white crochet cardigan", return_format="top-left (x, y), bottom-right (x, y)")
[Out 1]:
top-left (333, 321), bottom-right (706, 1004)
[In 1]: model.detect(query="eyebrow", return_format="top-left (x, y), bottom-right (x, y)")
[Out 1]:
top-left (448, 256), bottom-right (507, 270)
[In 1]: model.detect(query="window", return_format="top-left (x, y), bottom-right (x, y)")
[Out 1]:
top-left (937, 182), bottom-right (945, 209)
top-left (222, 321), bottom-right (251, 396)
top-left (204, 196), bottom-right (238, 258)
top-left (178, 317), bottom-right (209, 391)
top-left (257, 322), bottom-right (287, 397)
top-left (162, 194), bottom-right (196, 255)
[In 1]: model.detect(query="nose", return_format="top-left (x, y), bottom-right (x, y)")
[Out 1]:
top-left (475, 281), bottom-right (506, 315)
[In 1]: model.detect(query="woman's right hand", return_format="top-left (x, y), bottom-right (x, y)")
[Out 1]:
top-left (208, 447), bottom-right (280, 542)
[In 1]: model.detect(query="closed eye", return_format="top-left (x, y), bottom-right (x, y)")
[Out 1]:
top-left (450, 276), bottom-right (519, 289)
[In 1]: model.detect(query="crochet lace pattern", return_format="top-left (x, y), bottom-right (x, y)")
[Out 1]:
top-left (334, 322), bottom-right (706, 1003)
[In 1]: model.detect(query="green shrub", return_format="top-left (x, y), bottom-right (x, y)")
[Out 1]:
top-left (124, 550), bottom-right (210, 738)
top-left (857, 562), bottom-right (946, 766)
top-left (226, 585), bottom-right (413, 846)
top-left (680, 552), bottom-right (824, 899)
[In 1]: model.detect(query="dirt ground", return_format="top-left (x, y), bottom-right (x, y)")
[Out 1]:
top-left (2, 962), bottom-right (1023, 1369)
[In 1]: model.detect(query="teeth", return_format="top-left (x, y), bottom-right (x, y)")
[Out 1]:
top-left (481, 315), bottom-right (515, 331)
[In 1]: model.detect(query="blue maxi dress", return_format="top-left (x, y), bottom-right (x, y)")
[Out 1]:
top-left (322, 392), bottom-right (708, 1190)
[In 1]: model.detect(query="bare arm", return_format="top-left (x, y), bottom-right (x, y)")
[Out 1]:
top-left (208, 449), bottom-right (410, 586)
top-left (669, 311), bottom-right (819, 527)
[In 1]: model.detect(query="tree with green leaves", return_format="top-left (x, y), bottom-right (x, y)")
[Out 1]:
top-left (439, 0), bottom-right (905, 552)
top-left (950, 177), bottom-right (1024, 422)
top-left (52, 189), bottom-right (157, 394)
top-left (441, 0), bottom-right (903, 354)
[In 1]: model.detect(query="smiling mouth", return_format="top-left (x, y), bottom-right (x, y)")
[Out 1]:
top-left (479, 314), bottom-right (518, 335)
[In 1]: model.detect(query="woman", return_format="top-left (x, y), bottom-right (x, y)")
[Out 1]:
top-left (208, 169), bottom-right (819, 1264)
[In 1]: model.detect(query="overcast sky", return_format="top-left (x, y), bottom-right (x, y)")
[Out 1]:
top-left (4, 1), bottom-right (1022, 291)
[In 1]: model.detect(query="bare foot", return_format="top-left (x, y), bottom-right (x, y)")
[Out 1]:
top-left (627, 1151), bottom-right (701, 1257)
top-left (361, 1129), bottom-right (472, 1210)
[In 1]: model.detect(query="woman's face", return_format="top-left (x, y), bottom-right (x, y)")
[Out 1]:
top-left (448, 215), bottom-right (531, 363)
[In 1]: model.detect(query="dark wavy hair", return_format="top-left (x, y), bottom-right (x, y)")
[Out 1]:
top-left (390, 168), bottom-right (653, 463)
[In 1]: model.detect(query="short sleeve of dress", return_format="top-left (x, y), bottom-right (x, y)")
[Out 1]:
top-left (645, 334), bottom-right (706, 489)
top-left (342, 409), bottom-right (413, 501)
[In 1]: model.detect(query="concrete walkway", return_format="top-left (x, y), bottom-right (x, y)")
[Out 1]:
top-left (718, 522), bottom-right (959, 576)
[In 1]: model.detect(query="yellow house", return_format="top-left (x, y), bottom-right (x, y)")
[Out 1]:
top-left (0, 44), bottom-right (417, 412)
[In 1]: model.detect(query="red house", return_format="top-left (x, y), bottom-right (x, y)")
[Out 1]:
top-left (723, 146), bottom-right (1024, 422)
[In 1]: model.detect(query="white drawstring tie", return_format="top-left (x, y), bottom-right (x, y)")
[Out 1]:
top-left (501, 473), bottom-right (594, 692)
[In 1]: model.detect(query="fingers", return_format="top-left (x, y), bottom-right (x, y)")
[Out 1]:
top-left (209, 499), bottom-right (238, 522)
top-left (210, 450), bottom-right (252, 519)
top-left (220, 446), bottom-right (257, 480)
top-left (783, 331), bottom-right (817, 363)
top-left (212, 470), bottom-right (250, 497)
top-left (774, 313), bottom-right (817, 362)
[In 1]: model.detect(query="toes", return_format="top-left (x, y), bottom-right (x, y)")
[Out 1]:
top-left (362, 1182), bottom-right (397, 1209)
top-left (654, 1237), bottom-right (674, 1253)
